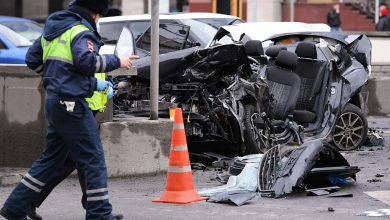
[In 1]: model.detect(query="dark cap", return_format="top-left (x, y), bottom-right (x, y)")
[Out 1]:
top-left (70, 0), bottom-right (109, 16)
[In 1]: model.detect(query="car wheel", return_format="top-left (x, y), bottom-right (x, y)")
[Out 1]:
top-left (243, 105), bottom-right (265, 154)
top-left (332, 103), bottom-right (368, 151)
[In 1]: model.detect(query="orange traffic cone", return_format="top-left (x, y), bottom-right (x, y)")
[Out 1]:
top-left (153, 108), bottom-right (207, 204)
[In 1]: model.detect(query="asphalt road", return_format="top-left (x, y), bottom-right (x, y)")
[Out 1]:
top-left (0, 117), bottom-right (389, 220)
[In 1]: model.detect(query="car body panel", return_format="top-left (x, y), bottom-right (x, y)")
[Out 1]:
top-left (0, 16), bottom-right (42, 64)
top-left (98, 13), bottom-right (244, 55)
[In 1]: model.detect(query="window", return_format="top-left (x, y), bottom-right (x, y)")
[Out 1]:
top-left (136, 23), bottom-right (190, 54)
top-left (99, 21), bottom-right (150, 44)
top-left (0, 39), bottom-right (6, 49)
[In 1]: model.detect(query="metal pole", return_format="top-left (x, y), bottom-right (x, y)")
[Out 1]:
top-left (150, 0), bottom-right (159, 120)
top-left (290, 0), bottom-right (294, 22)
top-left (375, 0), bottom-right (379, 24)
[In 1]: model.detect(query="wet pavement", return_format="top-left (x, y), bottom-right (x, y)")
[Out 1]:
top-left (0, 116), bottom-right (389, 219)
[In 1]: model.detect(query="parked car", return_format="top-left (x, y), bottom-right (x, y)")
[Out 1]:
top-left (98, 13), bottom-right (244, 54)
top-left (0, 16), bottom-right (42, 64)
top-left (112, 23), bottom-right (371, 154)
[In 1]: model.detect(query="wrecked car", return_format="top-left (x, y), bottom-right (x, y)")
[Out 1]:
top-left (112, 25), bottom-right (371, 154)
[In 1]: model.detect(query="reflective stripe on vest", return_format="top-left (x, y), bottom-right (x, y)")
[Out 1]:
top-left (85, 73), bottom-right (108, 112)
top-left (41, 24), bottom-right (89, 64)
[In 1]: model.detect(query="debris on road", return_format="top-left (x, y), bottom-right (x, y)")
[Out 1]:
top-left (367, 179), bottom-right (382, 183)
top-left (191, 163), bottom-right (208, 171)
top-left (307, 189), bottom-right (331, 196)
top-left (207, 190), bottom-right (257, 206)
top-left (199, 154), bottom-right (262, 197)
top-left (364, 129), bottom-right (385, 147)
top-left (258, 140), bottom-right (360, 198)
top-left (328, 192), bottom-right (353, 198)
top-left (328, 207), bottom-right (335, 212)
top-left (306, 186), bottom-right (340, 196)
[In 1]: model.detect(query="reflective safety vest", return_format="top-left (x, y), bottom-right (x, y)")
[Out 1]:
top-left (41, 24), bottom-right (89, 65)
top-left (85, 73), bottom-right (108, 112)
top-left (41, 24), bottom-right (107, 112)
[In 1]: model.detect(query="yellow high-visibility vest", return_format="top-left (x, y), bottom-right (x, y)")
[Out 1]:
top-left (41, 24), bottom-right (108, 113)
top-left (86, 73), bottom-right (108, 112)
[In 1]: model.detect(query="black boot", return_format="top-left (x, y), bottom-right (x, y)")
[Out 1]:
top-left (0, 207), bottom-right (27, 220)
top-left (113, 213), bottom-right (124, 220)
top-left (27, 207), bottom-right (42, 220)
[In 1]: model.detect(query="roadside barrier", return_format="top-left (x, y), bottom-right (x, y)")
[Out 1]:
top-left (153, 108), bottom-right (207, 204)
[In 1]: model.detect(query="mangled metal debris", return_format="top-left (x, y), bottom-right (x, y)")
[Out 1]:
top-left (207, 190), bottom-right (257, 206)
top-left (306, 186), bottom-right (340, 196)
top-left (258, 140), bottom-right (360, 198)
top-left (365, 129), bottom-right (385, 147)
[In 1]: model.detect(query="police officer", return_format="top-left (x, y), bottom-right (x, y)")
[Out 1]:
top-left (27, 73), bottom-right (120, 220)
top-left (0, 0), bottom-right (137, 219)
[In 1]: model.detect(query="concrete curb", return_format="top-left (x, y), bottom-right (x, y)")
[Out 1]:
top-left (100, 117), bottom-right (173, 177)
top-left (0, 168), bottom-right (26, 187)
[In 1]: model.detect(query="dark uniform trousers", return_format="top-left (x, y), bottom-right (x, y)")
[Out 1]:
top-left (31, 109), bottom-right (99, 210)
top-left (4, 96), bottom-right (112, 219)
top-left (32, 154), bottom-right (87, 209)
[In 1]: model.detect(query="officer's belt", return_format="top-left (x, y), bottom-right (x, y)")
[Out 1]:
top-left (46, 92), bottom-right (83, 102)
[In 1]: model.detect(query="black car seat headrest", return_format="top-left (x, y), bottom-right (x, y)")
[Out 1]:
top-left (275, 50), bottom-right (298, 70)
top-left (244, 40), bottom-right (264, 56)
top-left (295, 42), bottom-right (317, 59)
top-left (265, 46), bottom-right (287, 58)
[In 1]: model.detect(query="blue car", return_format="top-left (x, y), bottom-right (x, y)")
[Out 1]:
top-left (0, 16), bottom-right (42, 64)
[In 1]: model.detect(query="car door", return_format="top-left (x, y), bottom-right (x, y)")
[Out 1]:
top-left (0, 35), bottom-right (26, 64)
top-left (115, 23), bottom-right (196, 82)
top-left (0, 37), bottom-right (9, 63)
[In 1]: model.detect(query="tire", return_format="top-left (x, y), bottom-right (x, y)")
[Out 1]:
top-left (332, 103), bottom-right (368, 151)
top-left (243, 105), bottom-right (264, 154)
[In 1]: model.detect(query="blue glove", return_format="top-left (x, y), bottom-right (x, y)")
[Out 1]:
top-left (107, 85), bottom-right (114, 100)
top-left (96, 78), bottom-right (110, 91)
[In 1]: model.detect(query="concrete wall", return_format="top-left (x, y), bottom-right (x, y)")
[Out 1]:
top-left (100, 118), bottom-right (172, 177)
top-left (365, 34), bottom-right (390, 116)
top-left (0, 65), bottom-right (112, 168)
top-left (0, 65), bottom-right (46, 167)
top-left (366, 67), bottom-right (390, 116)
